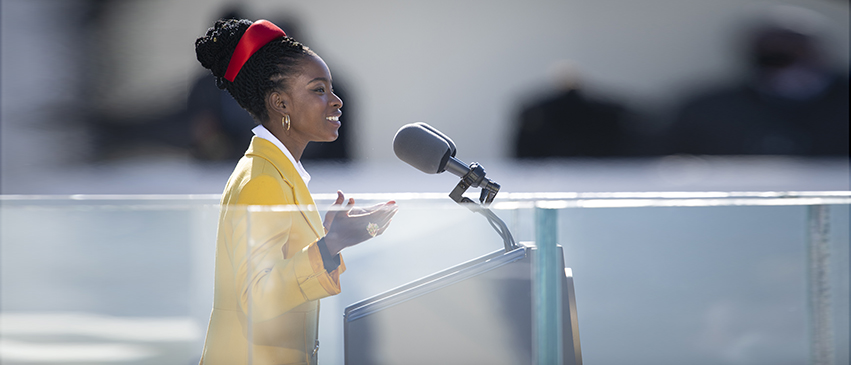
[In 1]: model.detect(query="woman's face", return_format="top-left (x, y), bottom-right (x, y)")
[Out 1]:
top-left (285, 54), bottom-right (343, 144)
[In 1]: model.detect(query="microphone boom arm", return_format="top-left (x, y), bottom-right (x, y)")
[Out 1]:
top-left (447, 161), bottom-right (517, 252)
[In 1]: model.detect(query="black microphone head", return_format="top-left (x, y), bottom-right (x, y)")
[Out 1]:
top-left (393, 123), bottom-right (453, 174)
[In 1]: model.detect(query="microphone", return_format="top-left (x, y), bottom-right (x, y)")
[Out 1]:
top-left (393, 122), bottom-right (515, 252)
top-left (393, 123), bottom-right (500, 194)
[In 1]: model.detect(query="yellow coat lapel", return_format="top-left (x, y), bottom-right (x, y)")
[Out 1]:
top-left (245, 137), bottom-right (325, 238)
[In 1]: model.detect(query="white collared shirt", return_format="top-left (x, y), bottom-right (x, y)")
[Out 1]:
top-left (251, 124), bottom-right (311, 186)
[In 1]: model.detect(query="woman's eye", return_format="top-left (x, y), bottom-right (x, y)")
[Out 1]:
top-left (315, 87), bottom-right (326, 93)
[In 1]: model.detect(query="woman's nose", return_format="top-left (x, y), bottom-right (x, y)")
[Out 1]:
top-left (331, 92), bottom-right (343, 108)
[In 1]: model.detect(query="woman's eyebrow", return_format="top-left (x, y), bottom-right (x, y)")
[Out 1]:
top-left (308, 77), bottom-right (330, 84)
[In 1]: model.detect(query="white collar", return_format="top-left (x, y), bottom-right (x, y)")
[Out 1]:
top-left (251, 124), bottom-right (311, 186)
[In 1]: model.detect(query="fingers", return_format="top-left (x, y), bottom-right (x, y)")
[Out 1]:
top-left (349, 200), bottom-right (397, 217)
top-left (371, 206), bottom-right (398, 237)
top-left (367, 204), bottom-right (398, 228)
top-left (375, 218), bottom-right (394, 236)
top-left (324, 190), bottom-right (346, 232)
top-left (371, 203), bottom-right (398, 224)
top-left (327, 201), bottom-right (398, 248)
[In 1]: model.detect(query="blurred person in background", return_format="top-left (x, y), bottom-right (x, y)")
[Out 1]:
top-left (194, 18), bottom-right (397, 364)
top-left (187, 7), bottom-right (256, 161)
top-left (513, 61), bottom-right (638, 158)
top-left (666, 5), bottom-right (849, 156)
top-left (188, 7), bottom-right (354, 162)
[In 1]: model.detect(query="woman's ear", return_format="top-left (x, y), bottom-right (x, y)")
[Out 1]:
top-left (267, 90), bottom-right (288, 117)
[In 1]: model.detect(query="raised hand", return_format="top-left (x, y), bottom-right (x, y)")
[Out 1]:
top-left (322, 190), bottom-right (398, 256)
top-left (323, 190), bottom-right (354, 234)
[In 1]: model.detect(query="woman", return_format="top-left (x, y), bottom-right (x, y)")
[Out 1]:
top-left (194, 18), bottom-right (397, 364)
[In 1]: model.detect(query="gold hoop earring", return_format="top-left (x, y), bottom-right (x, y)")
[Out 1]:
top-left (282, 115), bottom-right (291, 131)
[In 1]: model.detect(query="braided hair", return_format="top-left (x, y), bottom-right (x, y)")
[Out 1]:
top-left (194, 18), bottom-right (315, 123)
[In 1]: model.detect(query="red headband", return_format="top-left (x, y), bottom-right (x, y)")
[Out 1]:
top-left (223, 20), bottom-right (286, 82)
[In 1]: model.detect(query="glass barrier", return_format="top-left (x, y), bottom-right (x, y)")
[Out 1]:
top-left (2, 192), bottom-right (849, 365)
top-left (0, 195), bottom-right (221, 365)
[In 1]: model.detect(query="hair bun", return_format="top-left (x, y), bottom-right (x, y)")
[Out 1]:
top-left (195, 19), bottom-right (252, 78)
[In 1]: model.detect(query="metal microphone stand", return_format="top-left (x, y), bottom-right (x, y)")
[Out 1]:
top-left (448, 162), bottom-right (518, 253)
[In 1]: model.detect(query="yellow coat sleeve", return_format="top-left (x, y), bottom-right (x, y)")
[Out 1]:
top-left (232, 174), bottom-right (345, 323)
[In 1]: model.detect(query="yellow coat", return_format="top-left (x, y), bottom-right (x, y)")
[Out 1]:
top-left (200, 137), bottom-right (346, 365)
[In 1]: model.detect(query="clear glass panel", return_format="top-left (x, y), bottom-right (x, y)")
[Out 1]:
top-left (554, 202), bottom-right (849, 365)
top-left (2, 193), bottom-right (848, 365)
top-left (0, 196), bottom-right (220, 365)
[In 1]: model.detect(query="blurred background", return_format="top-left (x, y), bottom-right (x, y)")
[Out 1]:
top-left (1, 0), bottom-right (848, 364)
top-left (1, 0), bottom-right (848, 195)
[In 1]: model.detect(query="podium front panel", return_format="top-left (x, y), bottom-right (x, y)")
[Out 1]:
top-left (343, 244), bottom-right (580, 365)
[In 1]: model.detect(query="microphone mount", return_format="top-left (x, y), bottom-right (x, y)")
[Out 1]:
top-left (448, 162), bottom-right (500, 204)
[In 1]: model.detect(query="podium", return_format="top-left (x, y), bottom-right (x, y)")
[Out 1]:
top-left (343, 243), bottom-right (582, 365)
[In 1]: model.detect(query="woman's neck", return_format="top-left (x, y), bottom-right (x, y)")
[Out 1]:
top-left (263, 121), bottom-right (306, 161)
